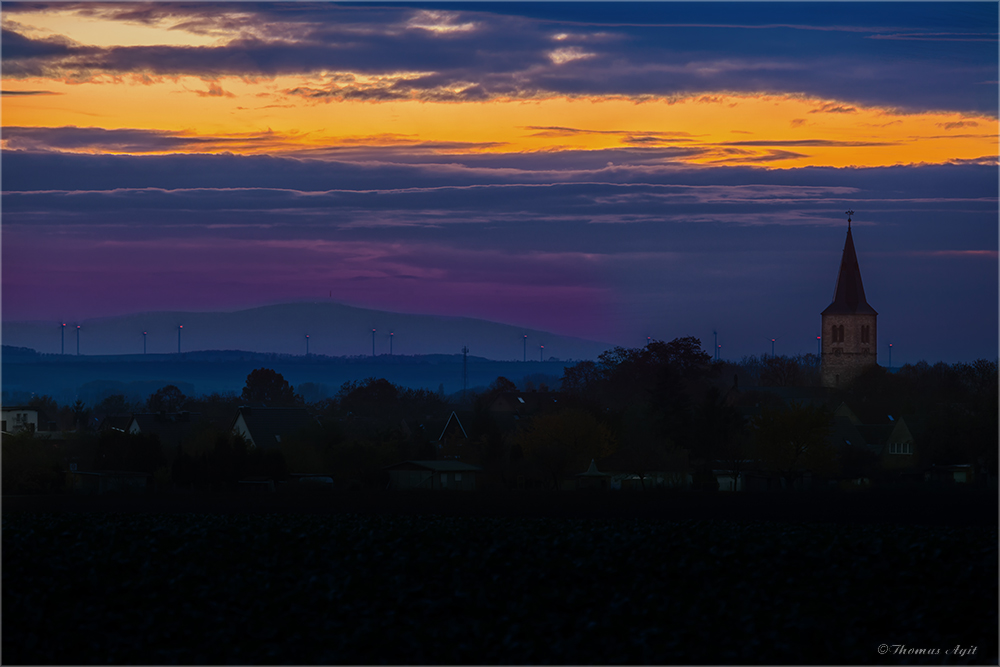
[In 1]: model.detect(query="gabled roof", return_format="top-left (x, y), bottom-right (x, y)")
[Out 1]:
top-left (384, 460), bottom-right (483, 472)
top-left (437, 411), bottom-right (468, 442)
top-left (232, 406), bottom-right (316, 447)
top-left (822, 225), bottom-right (877, 316)
top-left (577, 459), bottom-right (610, 477)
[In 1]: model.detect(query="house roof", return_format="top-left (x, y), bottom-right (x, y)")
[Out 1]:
top-left (384, 460), bottom-right (483, 472)
top-left (129, 412), bottom-right (203, 448)
top-left (437, 411), bottom-right (468, 442)
top-left (577, 459), bottom-right (610, 477)
top-left (822, 225), bottom-right (877, 316)
top-left (488, 391), bottom-right (563, 415)
top-left (99, 415), bottom-right (133, 432)
top-left (233, 406), bottom-right (316, 447)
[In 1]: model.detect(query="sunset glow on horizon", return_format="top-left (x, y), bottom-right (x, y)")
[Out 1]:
top-left (3, 2), bottom-right (997, 363)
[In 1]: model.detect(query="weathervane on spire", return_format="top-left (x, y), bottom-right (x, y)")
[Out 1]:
top-left (845, 209), bottom-right (854, 229)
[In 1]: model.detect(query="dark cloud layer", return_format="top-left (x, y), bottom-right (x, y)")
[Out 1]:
top-left (3, 3), bottom-right (997, 113)
top-left (3, 145), bottom-right (996, 362)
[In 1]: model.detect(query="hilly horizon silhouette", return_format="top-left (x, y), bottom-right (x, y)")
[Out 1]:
top-left (3, 301), bottom-right (613, 362)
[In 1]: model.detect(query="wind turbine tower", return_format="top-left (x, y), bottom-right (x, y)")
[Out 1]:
top-left (178, 325), bottom-right (183, 354)
top-left (462, 345), bottom-right (469, 395)
top-left (76, 325), bottom-right (81, 355)
top-left (143, 331), bottom-right (147, 354)
top-left (61, 323), bottom-right (66, 355)
top-left (305, 334), bottom-right (310, 356)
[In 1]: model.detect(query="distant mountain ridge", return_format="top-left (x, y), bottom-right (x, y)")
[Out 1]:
top-left (3, 302), bottom-right (613, 361)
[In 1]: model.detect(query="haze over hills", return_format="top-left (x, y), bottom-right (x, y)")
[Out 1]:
top-left (3, 302), bottom-right (613, 361)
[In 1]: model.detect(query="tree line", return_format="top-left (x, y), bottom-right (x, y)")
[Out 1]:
top-left (3, 342), bottom-right (996, 493)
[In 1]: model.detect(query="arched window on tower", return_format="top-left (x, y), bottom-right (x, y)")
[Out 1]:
top-left (838, 325), bottom-right (845, 342)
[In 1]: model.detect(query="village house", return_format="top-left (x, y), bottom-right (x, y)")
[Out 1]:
top-left (231, 406), bottom-right (316, 449)
top-left (128, 411), bottom-right (203, 451)
top-left (385, 460), bottom-right (483, 490)
top-left (1, 406), bottom-right (39, 434)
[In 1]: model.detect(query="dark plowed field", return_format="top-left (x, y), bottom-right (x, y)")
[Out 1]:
top-left (3, 493), bottom-right (997, 664)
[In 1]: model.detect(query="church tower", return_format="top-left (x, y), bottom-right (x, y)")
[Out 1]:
top-left (821, 214), bottom-right (877, 387)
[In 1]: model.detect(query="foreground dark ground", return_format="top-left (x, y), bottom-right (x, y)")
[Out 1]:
top-left (3, 489), bottom-right (997, 664)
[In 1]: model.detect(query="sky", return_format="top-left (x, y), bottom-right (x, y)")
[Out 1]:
top-left (2, 1), bottom-right (997, 364)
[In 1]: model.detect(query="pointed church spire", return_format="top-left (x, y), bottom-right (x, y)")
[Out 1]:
top-left (822, 216), bottom-right (877, 315)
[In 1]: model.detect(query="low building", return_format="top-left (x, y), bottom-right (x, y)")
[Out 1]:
top-left (385, 460), bottom-right (483, 490)
top-left (575, 459), bottom-right (611, 490)
top-left (488, 391), bottom-right (563, 419)
top-left (67, 470), bottom-right (151, 495)
top-left (129, 411), bottom-right (203, 451)
top-left (231, 406), bottom-right (316, 449)
top-left (1, 406), bottom-right (39, 434)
